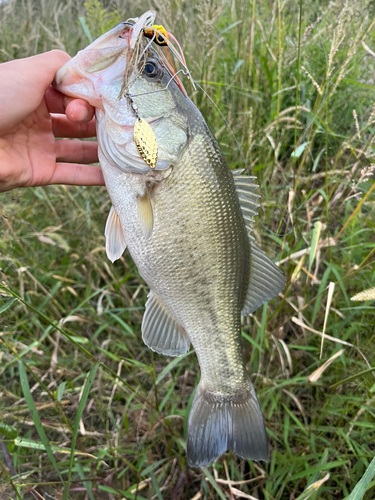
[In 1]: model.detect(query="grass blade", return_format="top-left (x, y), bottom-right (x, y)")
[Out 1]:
top-left (309, 221), bottom-right (322, 272)
top-left (14, 437), bottom-right (97, 458)
top-left (346, 457), bottom-right (375, 500)
top-left (295, 473), bottom-right (330, 500)
top-left (155, 351), bottom-right (192, 385)
top-left (320, 281), bottom-right (335, 358)
top-left (75, 460), bottom-right (96, 500)
top-left (330, 366), bottom-right (375, 390)
top-left (18, 360), bottom-right (64, 483)
top-left (149, 470), bottom-right (164, 500)
top-left (63, 362), bottom-right (99, 500)
top-left (308, 348), bottom-right (345, 383)
top-left (201, 467), bottom-right (227, 500)
top-left (0, 297), bottom-right (17, 314)
top-left (79, 16), bottom-right (93, 43)
top-left (335, 182), bottom-right (375, 241)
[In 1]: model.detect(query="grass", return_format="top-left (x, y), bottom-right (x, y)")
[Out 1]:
top-left (0, 0), bottom-right (375, 498)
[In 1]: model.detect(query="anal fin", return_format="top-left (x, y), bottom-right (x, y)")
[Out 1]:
top-left (105, 206), bottom-right (126, 263)
top-left (142, 291), bottom-right (190, 357)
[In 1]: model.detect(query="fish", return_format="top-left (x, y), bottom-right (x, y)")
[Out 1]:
top-left (54, 10), bottom-right (285, 467)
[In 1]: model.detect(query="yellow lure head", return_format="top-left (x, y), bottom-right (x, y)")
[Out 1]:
top-left (143, 24), bottom-right (169, 46)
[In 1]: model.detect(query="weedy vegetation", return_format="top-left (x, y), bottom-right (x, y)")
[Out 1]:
top-left (1, 0), bottom-right (375, 498)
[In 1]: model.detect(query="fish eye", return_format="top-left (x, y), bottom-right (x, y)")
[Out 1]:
top-left (143, 61), bottom-right (159, 78)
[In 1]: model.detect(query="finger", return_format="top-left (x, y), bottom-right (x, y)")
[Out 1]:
top-left (47, 163), bottom-right (105, 187)
top-left (55, 140), bottom-right (98, 164)
top-left (52, 114), bottom-right (96, 138)
top-left (65, 99), bottom-right (95, 123)
top-left (46, 87), bottom-right (95, 123)
top-left (1, 50), bottom-right (71, 130)
top-left (45, 86), bottom-right (66, 114)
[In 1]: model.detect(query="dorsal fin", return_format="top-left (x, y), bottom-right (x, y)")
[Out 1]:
top-left (232, 171), bottom-right (260, 230)
top-left (232, 171), bottom-right (285, 314)
top-left (242, 240), bottom-right (286, 315)
top-left (142, 291), bottom-right (190, 357)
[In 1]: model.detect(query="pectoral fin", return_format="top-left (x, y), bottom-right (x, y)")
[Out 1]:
top-left (104, 206), bottom-right (126, 263)
top-left (137, 192), bottom-right (154, 240)
top-left (142, 291), bottom-right (190, 357)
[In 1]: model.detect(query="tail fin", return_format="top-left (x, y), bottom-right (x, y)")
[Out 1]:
top-left (186, 376), bottom-right (268, 467)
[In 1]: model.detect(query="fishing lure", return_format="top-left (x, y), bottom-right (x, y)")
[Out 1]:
top-left (118, 17), bottom-right (194, 170)
top-left (134, 118), bottom-right (158, 169)
top-left (143, 25), bottom-right (169, 46)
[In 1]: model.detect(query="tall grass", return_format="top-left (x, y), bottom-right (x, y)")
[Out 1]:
top-left (1, 0), bottom-right (375, 498)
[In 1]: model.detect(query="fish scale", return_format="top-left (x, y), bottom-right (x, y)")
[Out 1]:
top-left (54, 10), bottom-right (285, 467)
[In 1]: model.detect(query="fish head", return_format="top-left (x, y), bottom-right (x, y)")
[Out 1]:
top-left (54, 11), bottom-right (190, 174)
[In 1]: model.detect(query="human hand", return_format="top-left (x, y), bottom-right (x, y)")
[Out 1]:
top-left (0, 50), bottom-right (104, 193)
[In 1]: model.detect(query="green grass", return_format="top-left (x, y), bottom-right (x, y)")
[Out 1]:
top-left (1, 0), bottom-right (375, 498)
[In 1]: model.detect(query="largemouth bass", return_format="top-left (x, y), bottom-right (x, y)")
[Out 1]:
top-left (54, 11), bottom-right (285, 467)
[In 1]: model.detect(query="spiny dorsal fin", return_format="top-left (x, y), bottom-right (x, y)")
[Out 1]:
top-left (232, 171), bottom-right (260, 229)
top-left (138, 192), bottom-right (153, 240)
top-left (242, 241), bottom-right (285, 315)
top-left (142, 290), bottom-right (191, 357)
top-left (104, 206), bottom-right (127, 263)
top-left (232, 168), bottom-right (245, 176)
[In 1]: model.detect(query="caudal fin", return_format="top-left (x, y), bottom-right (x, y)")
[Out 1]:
top-left (186, 376), bottom-right (268, 467)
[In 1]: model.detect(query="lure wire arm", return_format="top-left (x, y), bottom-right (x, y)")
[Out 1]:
top-left (125, 69), bottom-right (190, 99)
top-left (138, 32), bottom-right (157, 62)
top-left (142, 24), bottom-right (195, 90)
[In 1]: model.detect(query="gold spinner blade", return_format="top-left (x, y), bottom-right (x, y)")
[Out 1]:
top-left (134, 118), bottom-right (158, 169)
